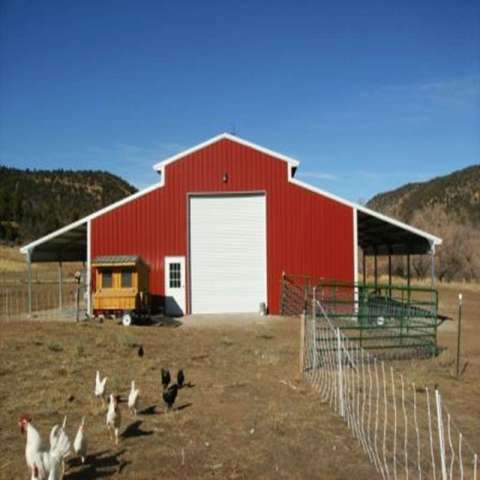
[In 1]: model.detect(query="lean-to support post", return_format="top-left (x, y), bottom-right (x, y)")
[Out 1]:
top-left (430, 243), bottom-right (436, 289)
top-left (374, 252), bottom-right (378, 291)
top-left (58, 261), bottom-right (63, 311)
top-left (407, 254), bottom-right (411, 288)
top-left (86, 219), bottom-right (92, 317)
top-left (362, 251), bottom-right (366, 285)
top-left (27, 249), bottom-right (32, 317)
top-left (353, 208), bottom-right (359, 312)
top-left (407, 253), bottom-right (411, 305)
top-left (75, 271), bottom-right (81, 322)
top-left (388, 253), bottom-right (392, 298)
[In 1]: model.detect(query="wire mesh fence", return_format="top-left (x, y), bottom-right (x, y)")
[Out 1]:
top-left (0, 273), bottom-right (87, 322)
top-left (304, 298), bottom-right (478, 479)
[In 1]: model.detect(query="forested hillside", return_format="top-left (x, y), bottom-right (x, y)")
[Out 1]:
top-left (0, 166), bottom-right (137, 244)
top-left (367, 165), bottom-right (480, 281)
top-left (368, 165), bottom-right (480, 227)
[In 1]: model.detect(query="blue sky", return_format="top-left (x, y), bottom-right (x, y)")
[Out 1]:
top-left (0, 1), bottom-right (479, 202)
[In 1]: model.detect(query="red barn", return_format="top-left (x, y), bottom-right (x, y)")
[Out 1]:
top-left (21, 133), bottom-right (441, 316)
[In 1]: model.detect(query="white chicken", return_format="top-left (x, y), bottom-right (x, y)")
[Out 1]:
top-left (127, 380), bottom-right (140, 416)
top-left (73, 416), bottom-right (87, 464)
top-left (95, 370), bottom-right (108, 405)
top-left (49, 416), bottom-right (67, 452)
top-left (19, 415), bottom-right (71, 480)
top-left (106, 394), bottom-right (122, 445)
top-left (19, 415), bottom-right (42, 478)
top-left (50, 416), bottom-right (68, 477)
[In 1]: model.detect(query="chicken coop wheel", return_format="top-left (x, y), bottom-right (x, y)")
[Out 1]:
top-left (122, 312), bottom-right (133, 326)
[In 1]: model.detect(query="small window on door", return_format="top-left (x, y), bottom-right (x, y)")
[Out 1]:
top-left (102, 270), bottom-right (113, 288)
top-left (121, 269), bottom-right (132, 288)
top-left (169, 263), bottom-right (181, 288)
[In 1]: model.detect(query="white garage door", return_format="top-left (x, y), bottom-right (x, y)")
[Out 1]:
top-left (189, 194), bottom-right (267, 314)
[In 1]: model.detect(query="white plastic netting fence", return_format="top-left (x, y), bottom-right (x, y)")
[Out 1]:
top-left (305, 299), bottom-right (478, 480)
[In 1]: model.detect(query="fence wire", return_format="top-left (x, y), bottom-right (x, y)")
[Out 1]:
top-left (305, 299), bottom-right (478, 480)
top-left (0, 275), bottom-right (87, 322)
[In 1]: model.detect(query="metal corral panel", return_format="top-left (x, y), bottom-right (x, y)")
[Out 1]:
top-left (190, 194), bottom-right (267, 313)
top-left (91, 138), bottom-right (354, 314)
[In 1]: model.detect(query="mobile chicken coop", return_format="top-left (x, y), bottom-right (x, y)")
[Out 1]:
top-left (92, 255), bottom-right (150, 326)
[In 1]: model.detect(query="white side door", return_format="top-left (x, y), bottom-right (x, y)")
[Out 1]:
top-left (164, 256), bottom-right (186, 316)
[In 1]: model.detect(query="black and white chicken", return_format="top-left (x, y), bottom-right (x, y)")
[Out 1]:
top-left (177, 369), bottom-right (185, 389)
top-left (162, 384), bottom-right (178, 411)
top-left (161, 368), bottom-right (171, 390)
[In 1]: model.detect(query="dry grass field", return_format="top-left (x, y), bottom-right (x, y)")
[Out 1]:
top-left (0, 315), bottom-right (378, 480)
top-left (0, 244), bottom-right (81, 281)
top-left (396, 284), bottom-right (480, 454)
top-left (0, 245), bottom-right (25, 273)
top-left (0, 263), bottom-right (478, 479)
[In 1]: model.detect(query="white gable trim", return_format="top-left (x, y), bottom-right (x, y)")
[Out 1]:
top-left (153, 132), bottom-right (300, 173)
top-left (20, 133), bottom-right (441, 256)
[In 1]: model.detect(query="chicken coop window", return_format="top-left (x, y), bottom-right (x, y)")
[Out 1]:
top-left (102, 270), bottom-right (113, 288)
top-left (121, 269), bottom-right (133, 288)
top-left (169, 263), bottom-right (181, 288)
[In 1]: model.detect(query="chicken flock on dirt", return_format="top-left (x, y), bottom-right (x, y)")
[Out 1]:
top-left (19, 364), bottom-right (188, 479)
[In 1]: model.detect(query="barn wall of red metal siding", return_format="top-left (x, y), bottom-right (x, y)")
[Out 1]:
top-left (91, 139), bottom-right (354, 314)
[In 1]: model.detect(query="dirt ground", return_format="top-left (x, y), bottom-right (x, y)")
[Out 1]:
top-left (0, 284), bottom-right (478, 480)
top-left (0, 314), bottom-right (378, 480)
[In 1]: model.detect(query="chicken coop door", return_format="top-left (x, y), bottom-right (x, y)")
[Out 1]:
top-left (189, 194), bottom-right (267, 314)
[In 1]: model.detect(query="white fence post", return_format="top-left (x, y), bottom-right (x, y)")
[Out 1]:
top-left (300, 312), bottom-right (306, 374)
top-left (311, 316), bottom-right (317, 370)
top-left (312, 286), bottom-right (317, 370)
top-left (336, 327), bottom-right (345, 418)
top-left (435, 389), bottom-right (448, 480)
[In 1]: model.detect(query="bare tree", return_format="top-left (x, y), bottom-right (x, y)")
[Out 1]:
top-left (410, 205), bottom-right (480, 282)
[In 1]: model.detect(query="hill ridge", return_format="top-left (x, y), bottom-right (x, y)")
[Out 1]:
top-left (367, 164), bottom-right (480, 228)
top-left (0, 166), bottom-right (137, 244)
top-left (367, 164), bottom-right (480, 281)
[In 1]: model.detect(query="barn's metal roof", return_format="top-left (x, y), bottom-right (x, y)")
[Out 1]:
top-left (25, 222), bottom-right (87, 263)
top-left (19, 133), bottom-right (441, 262)
top-left (357, 210), bottom-right (434, 256)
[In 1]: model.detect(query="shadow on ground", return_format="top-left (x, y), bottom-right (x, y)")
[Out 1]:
top-left (65, 449), bottom-right (128, 479)
top-left (121, 420), bottom-right (153, 438)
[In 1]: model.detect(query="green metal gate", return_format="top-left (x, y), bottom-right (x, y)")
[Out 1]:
top-left (281, 275), bottom-right (441, 358)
